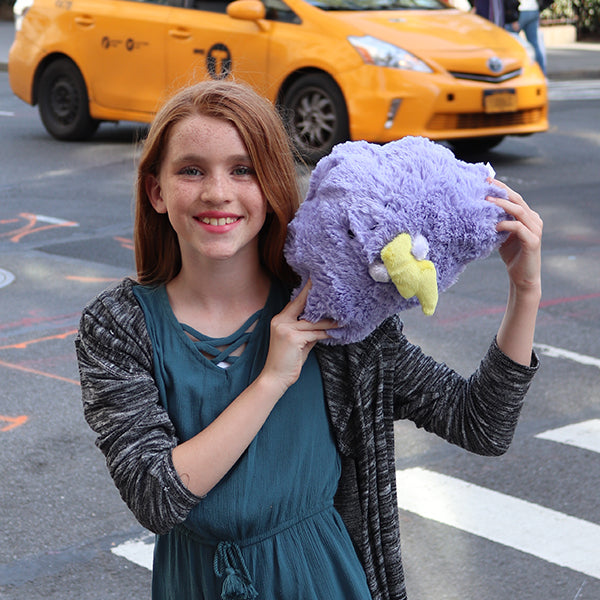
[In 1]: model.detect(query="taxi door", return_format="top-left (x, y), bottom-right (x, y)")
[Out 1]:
top-left (166, 1), bottom-right (269, 99)
top-left (72, 0), bottom-right (170, 114)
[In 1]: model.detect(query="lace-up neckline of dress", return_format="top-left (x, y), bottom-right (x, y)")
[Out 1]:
top-left (181, 308), bottom-right (263, 368)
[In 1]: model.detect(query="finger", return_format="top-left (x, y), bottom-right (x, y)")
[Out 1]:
top-left (486, 183), bottom-right (542, 234)
top-left (496, 217), bottom-right (542, 245)
top-left (487, 178), bottom-right (527, 207)
top-left (296, 317), bottom-right (339, 331)
top-left (283, 280), bottom-right (312, 319)
top-left (493, 200), bottom-right (543, 237)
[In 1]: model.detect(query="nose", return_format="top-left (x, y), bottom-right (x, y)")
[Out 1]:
top-left (202, 172), bottom-right (231, 204)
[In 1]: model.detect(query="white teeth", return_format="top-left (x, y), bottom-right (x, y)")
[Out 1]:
top-left (200, 216), bottom-right (237, 226)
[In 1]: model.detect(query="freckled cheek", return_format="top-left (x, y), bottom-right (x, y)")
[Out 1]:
top-left (168, 188), bottom-right (198, 212)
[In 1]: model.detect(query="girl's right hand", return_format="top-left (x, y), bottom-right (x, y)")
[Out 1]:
top-left (262, 281), bottom-right (337, 392)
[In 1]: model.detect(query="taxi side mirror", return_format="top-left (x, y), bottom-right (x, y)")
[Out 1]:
top-left (226, 0), bottom-right (266, 21)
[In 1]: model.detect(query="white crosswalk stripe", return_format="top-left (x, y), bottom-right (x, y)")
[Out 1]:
top-left (536, 419), bottom-right (600, 454)
top-left (548, 79), bottom-right (600, 101)
top-left (396, 467), bottom-right (600, 579)
top-left (111, 536), bottom-right (154, 571)
top-left (534, 342), bottom-right (600, 369)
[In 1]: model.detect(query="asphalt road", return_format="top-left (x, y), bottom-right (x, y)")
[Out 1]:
top-left (1, 70), bottom-right (599, 600)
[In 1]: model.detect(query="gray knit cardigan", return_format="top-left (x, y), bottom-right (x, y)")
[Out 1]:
top-left (75, 278), bottom-right (538, 600)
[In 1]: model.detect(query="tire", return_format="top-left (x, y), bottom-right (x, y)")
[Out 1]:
top-left (450, 135), bottom-right (506, 155)
top-left (280, 74), bottom-right (349, 163)
top-left (38, 58), bottom-right (99, 141)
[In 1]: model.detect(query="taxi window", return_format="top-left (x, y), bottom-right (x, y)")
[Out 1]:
top-left (126, 0), bottom-right (183, 6)
top-left (264, 0), bottom-right (301, 22)
top-left (308, 0), bottom-right (448, 9)
top-left (190, 0), bottom-right (228, 11)
top-left (186, 0), bottom-right (300, 21)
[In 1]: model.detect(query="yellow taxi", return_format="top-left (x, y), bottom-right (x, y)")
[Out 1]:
top-left (9, 0), bottom-right (548, 161)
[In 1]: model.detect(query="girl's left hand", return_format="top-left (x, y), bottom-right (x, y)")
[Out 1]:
top-left (487, 179), bottom-right (543, 294)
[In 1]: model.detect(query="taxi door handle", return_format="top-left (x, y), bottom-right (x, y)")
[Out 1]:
top-left (74, 14), bottom-right (95, 27)
top-left (169, 28), bottom-right (192, 40)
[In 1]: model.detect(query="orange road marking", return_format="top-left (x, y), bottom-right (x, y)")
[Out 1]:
top-left (0, 359), bottom-right (80, 386)
top-left (0, 329), bottom-right (78, 350)
top-left (65, 276), bottom-right (122, 283)
top-left (0, 414), bottom-right (28, 432)
top-left (0, 213), bottom-right (78, 243)
top-left (114, 236), bottom-right (134, 250)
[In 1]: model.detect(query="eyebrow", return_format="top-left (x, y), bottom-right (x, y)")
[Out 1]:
top-left (175, 153), bottom-right (252, 164)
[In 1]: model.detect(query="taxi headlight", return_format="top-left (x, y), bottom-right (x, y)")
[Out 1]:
top-left (348, 35), bottom-right (433, 73)
top-left (14, 0), bottom-right (34, 31)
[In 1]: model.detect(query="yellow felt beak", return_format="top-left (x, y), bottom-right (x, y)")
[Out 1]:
top-left (380, 233), bottom-right (438, 316)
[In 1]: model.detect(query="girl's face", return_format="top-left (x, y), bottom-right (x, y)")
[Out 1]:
top-left (147, 113), bottom-right (267, 270)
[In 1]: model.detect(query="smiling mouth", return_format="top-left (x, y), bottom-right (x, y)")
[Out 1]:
top-left (196, 216), bottom-right (240, 226)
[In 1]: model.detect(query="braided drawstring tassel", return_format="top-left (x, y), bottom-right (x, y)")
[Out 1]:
top-left (214, 541), bottom-right (259, 600)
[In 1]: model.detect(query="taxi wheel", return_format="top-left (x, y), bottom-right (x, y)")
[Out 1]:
top-left (450, 136), bottom-right (505, 155)
top-left (281, 74), bottom-right (349, 163)
top-left (38, 58), bottom-right (99, 141)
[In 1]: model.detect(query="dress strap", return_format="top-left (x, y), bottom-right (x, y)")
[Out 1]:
top-left (213, 541), bottom-right (259, 600)
top-left (181, 308), bottom-right (262, 366)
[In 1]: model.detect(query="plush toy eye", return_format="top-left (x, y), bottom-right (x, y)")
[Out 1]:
top-left (347, 229), bottom-right (355, 239)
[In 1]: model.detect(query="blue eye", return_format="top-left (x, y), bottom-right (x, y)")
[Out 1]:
top-left (181, 166), bottom-right (201, 176)
top-left (234, 165), bottom-right (255, 176)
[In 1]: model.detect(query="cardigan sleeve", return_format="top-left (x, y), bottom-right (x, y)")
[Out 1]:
top-left (389, 319), bottom-right (539, 456)
top-left (75, 279), bottom-right (201, 534)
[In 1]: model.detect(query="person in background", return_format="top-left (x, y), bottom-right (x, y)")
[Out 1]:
top-left (505, 0), bottom-right (549, 75)
top-left (504, 0), bottom-right (521, 26)
top-left (472, 0), bottom-right (505, 26)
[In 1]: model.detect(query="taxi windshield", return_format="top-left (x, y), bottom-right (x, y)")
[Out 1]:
top-left (308, 0), bottom-right (448, 9)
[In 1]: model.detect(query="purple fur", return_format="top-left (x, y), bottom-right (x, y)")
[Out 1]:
top-left (284, 136), bottom-right (510, 345)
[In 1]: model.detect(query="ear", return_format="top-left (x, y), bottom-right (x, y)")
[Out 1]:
top-left (146, 175), bottom-right (168, 214)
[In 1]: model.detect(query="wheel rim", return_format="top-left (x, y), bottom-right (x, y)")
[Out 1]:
top-left (292, 87), bottom-right (336, 152)
top-left (49, 77), bottom-right (80, 126)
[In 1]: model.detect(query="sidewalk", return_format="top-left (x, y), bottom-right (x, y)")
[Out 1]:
top-left (1, 17), bottom-right (599, 80)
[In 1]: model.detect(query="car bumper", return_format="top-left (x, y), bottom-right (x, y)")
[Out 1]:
top-left (8, 32), bottom-right (44, 105)
top-left (338, 63), bottom-right (548, 143)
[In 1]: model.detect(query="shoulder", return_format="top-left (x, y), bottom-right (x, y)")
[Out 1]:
top-left (77, 277), bottom-right (151, 365)
top-left (80, 277), bottom-right (145, 330)
top-left (81, 277), bottom-right (139, 316)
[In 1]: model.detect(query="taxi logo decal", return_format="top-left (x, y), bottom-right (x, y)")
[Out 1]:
top-left (207, 43), bottom-right (232, 80)
top-left (101, 37), bottom-right (148, 51)
top-left (101, 36), bottom-right (122, 49)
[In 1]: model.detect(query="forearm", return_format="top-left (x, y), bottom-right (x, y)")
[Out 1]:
top-left (385, 319), bottom-right (538, 456)
top-left (487, 179), bottom-right (542, 366)
top-left (172, 371), bottom-right (287, 498)
top-left (496, 282), bottom-right (541, 366)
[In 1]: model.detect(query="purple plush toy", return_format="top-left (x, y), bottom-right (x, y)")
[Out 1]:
top-left (284, 136), bottom-right (510, 345)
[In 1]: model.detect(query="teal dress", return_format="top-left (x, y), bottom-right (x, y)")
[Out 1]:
top-left (133, 281), bottom-right (371, 600)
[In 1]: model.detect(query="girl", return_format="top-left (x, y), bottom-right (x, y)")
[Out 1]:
top-left (76, 80), bottom-right (541, 600)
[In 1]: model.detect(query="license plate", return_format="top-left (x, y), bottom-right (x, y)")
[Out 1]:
top-left (483, 89), bottom-right (517, 113)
